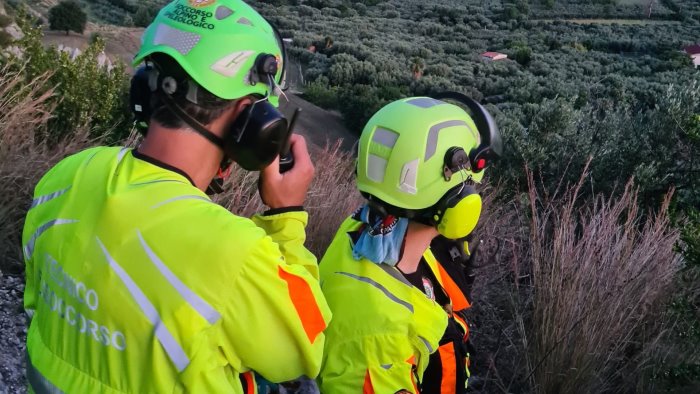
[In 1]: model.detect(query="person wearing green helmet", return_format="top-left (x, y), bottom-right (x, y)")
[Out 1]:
top-left (22, 1), bottom-right (331, 393)
top-left (317, 94), bottom-right (502, 393)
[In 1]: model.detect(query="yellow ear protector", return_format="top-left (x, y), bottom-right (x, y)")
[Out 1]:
top-left (423, 92), bottom-right (502, 239)
top-left (427, 148), bottom-right (482, 239)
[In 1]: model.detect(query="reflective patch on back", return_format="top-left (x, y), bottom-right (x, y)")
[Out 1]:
top-left (137, 230), bottom-right (221, 325)
top-left (398, 159), bottom-right (419, 194)
top-left (153, 24), bottom-right (201, 55)
top-left (211, 50), bottom-right (255, 77)
top-left (367, 154), bottom-right (388, 183)
top-left (97, 237), bottom-right (190, 372)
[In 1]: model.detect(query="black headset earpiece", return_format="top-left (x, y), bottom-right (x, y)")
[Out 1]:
top-left (431, 91), bottom-right (503, 173)
top-left (443, 146), bottom-right (469, 181)
top-left (129, 65), bottom-right (154, 134)
top-left (225, 99), bottom-right (288, 171)
top-left (128, 23), bottom-right (290, 172)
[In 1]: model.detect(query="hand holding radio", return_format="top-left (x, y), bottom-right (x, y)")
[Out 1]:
top-left (259, 134), bottom-right (314, 209)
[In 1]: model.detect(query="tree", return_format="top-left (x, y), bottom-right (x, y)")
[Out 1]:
top-left (48, 0), bottom-right (87, 35)
top-left (411, 57), bottom-right (425, 80)
top-left (133, 5), bottom-right (155, 28)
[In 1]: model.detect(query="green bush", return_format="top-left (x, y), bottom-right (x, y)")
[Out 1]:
top-left (8, 11), bottom-right (130, 142)
top-left (303, 77), bottom-right (339, 109)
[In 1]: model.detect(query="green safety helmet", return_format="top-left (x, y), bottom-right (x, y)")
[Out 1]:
top-left (133, 0), bottom-right (285, 106)
top-left (357, 95), bottom-right (502, 239)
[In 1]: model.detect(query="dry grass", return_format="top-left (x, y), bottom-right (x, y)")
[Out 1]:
top-left (524, 164), bottom-right (681, 393)
top-left (0, 66), bottom-right (686, 393)
top-left (0, 63), bottom-right (96, 274)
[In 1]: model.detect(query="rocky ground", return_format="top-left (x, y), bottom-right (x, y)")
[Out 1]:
top-left (0, 273), bottom-right (27, 393)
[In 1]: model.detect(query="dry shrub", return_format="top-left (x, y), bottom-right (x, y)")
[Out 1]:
top-left (465, 183), bottom-right (532, 393)
top-left (525, 165), bottom-right (682, 393)
top-left (214, 140), bottom-right (362, 257)
top-left (0, 64), bottom-right (95, 274)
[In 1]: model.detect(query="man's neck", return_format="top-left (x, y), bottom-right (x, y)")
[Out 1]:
top-left (396, 221), bottom-right (439, 274)
top-left (137, 124), bottom-right (224, 192)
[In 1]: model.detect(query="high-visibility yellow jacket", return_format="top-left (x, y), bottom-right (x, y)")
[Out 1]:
top-left (22, 146), bottom-right (331, 393)
top-left (318, 217), bottom-right (448, 394)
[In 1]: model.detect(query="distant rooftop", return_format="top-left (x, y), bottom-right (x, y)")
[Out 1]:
top-left (481, 52), bottom-right (508, 61)
top-left (684, 45), bottom-right (700, 55)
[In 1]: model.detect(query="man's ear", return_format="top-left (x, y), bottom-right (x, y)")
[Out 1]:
top-left (210, 97), bottom-right (254, 138)
top-left (231, 96), bottom-right (254, 119)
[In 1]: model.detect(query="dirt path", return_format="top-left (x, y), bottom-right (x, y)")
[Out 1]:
top-left (279, 94), bottom-right (357, 152)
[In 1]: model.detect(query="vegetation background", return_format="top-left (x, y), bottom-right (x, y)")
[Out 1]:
top-left (0, 0), bottom-right (698, 392)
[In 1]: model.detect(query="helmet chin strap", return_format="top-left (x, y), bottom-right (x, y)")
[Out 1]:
top-left (159, 92), bottom-right (226, 149)
top-left (159, 93), bottom-right (233, 195)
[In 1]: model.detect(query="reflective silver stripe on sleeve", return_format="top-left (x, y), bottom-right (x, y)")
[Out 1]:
top-left (30, 187), bottom-right (71, 209)
top-left (336, 272), bottom-right (414, 313)
top-left (23, 219), bottom-right (79, 260)
top-left (97, 237), bottom-right (190, 372)
top-left (418, 335), bottom-right (434, 353)
top-left (151, 195), bottom-right (211, 209)
top-left (137, 230), bottom-right (221, 325)
top-left (26, 350), bottom-right (64, 394)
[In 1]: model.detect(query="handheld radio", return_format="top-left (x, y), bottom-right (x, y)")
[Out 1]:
top-left (279, 108), bottom-right (301, 173)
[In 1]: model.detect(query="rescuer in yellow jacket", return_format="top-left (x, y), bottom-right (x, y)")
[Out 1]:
top-left (318, 95), bottom-right (502, 393)
top-left (22, 1), bottom-right (331, 392)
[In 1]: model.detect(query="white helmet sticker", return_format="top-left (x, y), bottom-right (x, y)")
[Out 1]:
top-left (211, 50), bottom-right (255, 77)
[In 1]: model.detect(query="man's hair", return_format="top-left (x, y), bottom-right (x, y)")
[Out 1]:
top-left (148, 53), bottom-right (236, 129)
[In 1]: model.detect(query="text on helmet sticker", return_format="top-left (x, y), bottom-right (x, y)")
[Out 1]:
top-left (166, 3), bottom-right (216, 30)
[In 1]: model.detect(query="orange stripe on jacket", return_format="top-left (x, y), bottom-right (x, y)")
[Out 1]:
top-left (363, 370), bottom-right (375, 394)
top-left (453, 313), bottom-right (470, 342)
top-left (406, 355), bottom-right (419, 393)
top-left (241, 371), bottom-right (256, 394)
top-left (436, 263), bottom-right (471, 311)
top-left (278, 266), bottom-right (326, 343)
top-left (438, 343), bottom-right (457, 394)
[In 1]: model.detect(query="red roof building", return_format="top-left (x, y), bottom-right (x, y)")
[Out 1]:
top-left (481, 52), bottom-right (508, 61)
top-left (684, 45), bottom-right (700, 68)
top-left (684, 45), bottom-right (700, 55)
